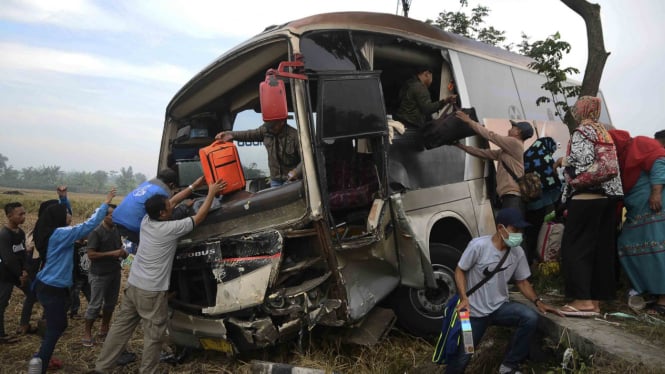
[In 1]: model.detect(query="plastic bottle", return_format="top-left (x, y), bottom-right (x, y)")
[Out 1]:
top-left (122, 253), bottom-right (135, 269)
top-left (27, 357), bottom-right (42, 374)
top-left (459, 310), bottom-right (474, 354)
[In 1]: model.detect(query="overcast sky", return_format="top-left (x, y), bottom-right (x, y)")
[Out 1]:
top-left (1, 0), bottom-right (663, 177)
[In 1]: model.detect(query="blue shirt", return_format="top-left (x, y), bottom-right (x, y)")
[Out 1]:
top-left (37, 204), bottom-right (108, 288)
top-left (112, 180), bottom-right (170, 233)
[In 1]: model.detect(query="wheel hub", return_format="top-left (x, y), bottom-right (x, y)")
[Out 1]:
top-left (412, 264), bottom-right (455, 317)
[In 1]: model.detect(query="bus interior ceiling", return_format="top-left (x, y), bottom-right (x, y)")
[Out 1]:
top-left (372, 39), bottom-right (444, 115)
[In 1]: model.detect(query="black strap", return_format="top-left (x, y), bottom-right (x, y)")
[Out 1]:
top-left (501, 159), bottom-right (521, 183)
top-left (465, 246), bottom-right (512, 297)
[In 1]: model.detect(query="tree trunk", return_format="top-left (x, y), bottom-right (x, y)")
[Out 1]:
top-left (561, 0), bottom-right (610, 132)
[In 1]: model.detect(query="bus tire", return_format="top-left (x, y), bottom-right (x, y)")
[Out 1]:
top-left (392, 243), bottom-right (460, 337)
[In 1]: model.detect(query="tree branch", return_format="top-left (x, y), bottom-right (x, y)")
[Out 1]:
top-left (561, 0), bottom-right (610, 97)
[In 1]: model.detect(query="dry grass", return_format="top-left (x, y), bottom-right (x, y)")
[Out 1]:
top-left (0, 279), bottom-right (438, 373)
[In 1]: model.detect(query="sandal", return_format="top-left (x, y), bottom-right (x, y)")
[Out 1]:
top-left (81, 337), bottom-right (95, 347)
top-left (96, 331), bottom-right (107, 343)
top-left (0, 335), bottom-right (20, 344)
top-left (559, 304), bottom-right (600, 317)
top-left (647, 304), bottom-right (665, 316)
top-left (18, 324), bottom-right (39, 335)
top-left (48, 357), bottom-right (63, 370)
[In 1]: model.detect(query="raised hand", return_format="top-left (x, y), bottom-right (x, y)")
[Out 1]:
top-left (105, 187), bottom-right (117, 204)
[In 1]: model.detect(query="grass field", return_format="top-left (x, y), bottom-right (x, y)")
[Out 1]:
top-left (0, 187), bottom-right (660, 373)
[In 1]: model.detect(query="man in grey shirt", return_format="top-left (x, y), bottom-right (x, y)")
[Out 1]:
top-left (445, 208), bottom-right (560, 374)
top-left (82, 204), bottom-right (127, 347)
top-left (93, 179), bottom-right (226, 374)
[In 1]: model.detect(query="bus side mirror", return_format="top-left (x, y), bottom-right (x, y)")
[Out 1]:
top-left (259, 60), bottom-right (307, 122)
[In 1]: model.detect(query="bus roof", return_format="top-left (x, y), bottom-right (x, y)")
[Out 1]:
top-left (166, 11), bottom-right (534, 119)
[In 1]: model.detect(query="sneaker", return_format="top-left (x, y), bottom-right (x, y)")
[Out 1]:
top-left (27, 357), bottom-right (42, 374)
top-left (499, 364), bottom-right (523, 374)
top-left (116, 351), bottom-right (137, 366)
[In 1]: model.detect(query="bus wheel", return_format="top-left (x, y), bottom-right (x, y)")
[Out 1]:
top-left (392, 243), bottom-right (460, 337)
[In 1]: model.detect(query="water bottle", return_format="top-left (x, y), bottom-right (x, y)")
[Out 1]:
top-left (122, 253), bottom-right (135, 269)
top-left (459, 309), bottom-right (474, 354)
top-left (27, 357), bottom-right (42, 374)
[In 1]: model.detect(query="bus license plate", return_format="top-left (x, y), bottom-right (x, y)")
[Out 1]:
top-left (199, 337), bottom-right (234, 353)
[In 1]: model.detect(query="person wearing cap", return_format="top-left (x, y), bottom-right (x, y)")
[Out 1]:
top-left (394, 66), bottom-right (457, 128)
top-left (215, 118), bottom-right (302, 188)
top-left (445, 208), bottom-right (561, 374)
top-left (454, 113), bottom-right (534, 214)
top-left (655, 129), bottom-right (665, 148)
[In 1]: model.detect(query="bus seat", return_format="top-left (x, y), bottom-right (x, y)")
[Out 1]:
top-left (328, 153), bottom-right (378, 212)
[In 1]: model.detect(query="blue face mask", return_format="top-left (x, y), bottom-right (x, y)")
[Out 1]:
top-left (500, 226), bottom-right (523, 247)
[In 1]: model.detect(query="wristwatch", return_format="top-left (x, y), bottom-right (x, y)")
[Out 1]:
top-left (532, 297), bottom-right (543, 306)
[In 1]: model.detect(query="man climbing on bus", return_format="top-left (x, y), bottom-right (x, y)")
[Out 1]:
top-left (453, 113), bottom-right (534, 215)
top-left (394, 66), bottom-right (457, 128)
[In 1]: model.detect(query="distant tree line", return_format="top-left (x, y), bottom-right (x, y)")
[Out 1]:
top-left (0, 153), bottom-right (147, 195)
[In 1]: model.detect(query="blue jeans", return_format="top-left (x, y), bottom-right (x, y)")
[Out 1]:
top-left (34, 280), bottom-right (69, 374)
top-left (445, 301), bottom-right (539, 374)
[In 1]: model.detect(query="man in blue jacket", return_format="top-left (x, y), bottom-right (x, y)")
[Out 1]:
top-left (112, 168), bottom-right (204, 244)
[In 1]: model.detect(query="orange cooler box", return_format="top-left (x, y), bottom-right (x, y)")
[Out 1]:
top-left (199, 141), bottom-right (246, 194)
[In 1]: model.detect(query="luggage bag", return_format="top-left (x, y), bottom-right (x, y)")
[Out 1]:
top-left (199, 141), bottom-right (246, 194)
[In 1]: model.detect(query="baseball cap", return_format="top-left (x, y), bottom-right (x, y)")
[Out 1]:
top-left (510, 120), bottom-right (534, 140)
top-left (495, 208), bottom-right (530, 228)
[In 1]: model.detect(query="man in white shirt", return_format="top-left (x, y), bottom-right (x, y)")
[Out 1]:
top-left (93, 180), bottom-right (225, 374)
top-left (445, 208), bottom-right (560, 374)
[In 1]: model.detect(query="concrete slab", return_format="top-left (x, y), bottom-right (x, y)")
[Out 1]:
top-left (512, 293), bottom-right (665, 371)
top-left (251, 360), bottom-right (338, 374)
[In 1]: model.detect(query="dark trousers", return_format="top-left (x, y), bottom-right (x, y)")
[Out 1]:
top-left (0, 280), bottom-right (37, 336)
top-left (35, 280), bottom-right (69, 374)
top-left (445, 301), bottom-right (539, 373)
top-left (0, 280), bottom-right (13, 337)
top-left (525, 204), bottom-right (555, 265)
top-left (68, 275), bottom-right (90, 315)
top-left (19, 281), bottom-right (37, 327)
top-left (500, 194), bottom-right (526, 215)
top-left (561, 198), bottom-right (617, 300)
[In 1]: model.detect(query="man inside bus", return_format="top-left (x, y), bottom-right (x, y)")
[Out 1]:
top-left (394, 66), bottom-right (457, 128)
top-left (453, 114), bottom-right (534, 215)
top-left (215, 118), bottom-right (302, 188)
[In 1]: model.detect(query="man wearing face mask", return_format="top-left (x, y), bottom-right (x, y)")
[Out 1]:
top-left (445, 208), bottom-right (562, 374)
top-left (215, 118), bottom-right (302, 188)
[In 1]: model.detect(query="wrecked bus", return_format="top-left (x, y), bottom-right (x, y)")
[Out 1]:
top-left (158, 12), bottom-right (611, 352)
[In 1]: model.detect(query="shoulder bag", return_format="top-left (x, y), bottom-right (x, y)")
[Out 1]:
top-left (564, 124), bottom-right (619, 189)
top-left (501, 159), bottom-right (542, 202)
